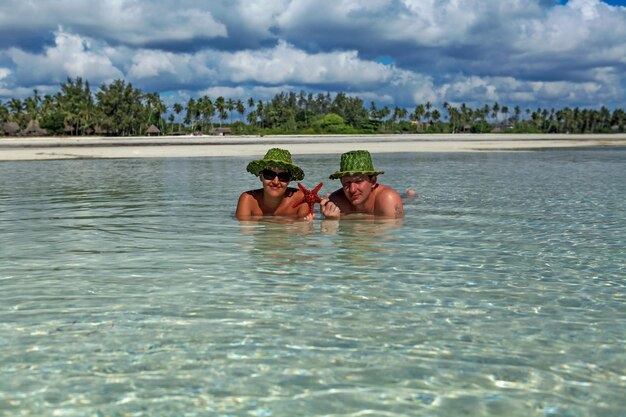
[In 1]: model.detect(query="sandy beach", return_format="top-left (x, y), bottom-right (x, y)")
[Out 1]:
top-left (1, 133), bottom-right (625, 161)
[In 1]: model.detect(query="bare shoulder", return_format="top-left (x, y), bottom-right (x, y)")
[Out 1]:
top-left (329, 188), bottom-right (346, 200)
top-left (329, 188), bottom-right (350, 210)
top-left (236, 189), bottom-right (262, 219)
top-left (279, 187), bottom-right (303, 210)
top-left (377, 185), bottom-right (402, 200)
top-left (238, 189), bottom-right (261, 202)
top-left (284, 186), bottom-right (300, 199)
top-left (375, 185), bottom-right (404, 217)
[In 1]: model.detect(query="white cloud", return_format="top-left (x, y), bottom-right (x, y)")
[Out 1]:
top-left (128, 50), bottom-right (181, 78)
top-left (276, 0), bottom-right (542, 46)
top-left (198, 86), bottom-right (248, 100)
top-left (438, 73), bottom-right (623, 107)
top-left (8, 29), bottom-right (123, 84)
top-left (102, 8), bottom-right (228, 45)
top-left (0, 1), bottom-right (227, 47)
top-left (233, 0), bottom-right (291, 38)
top-left (221, 40), bottom-right (392, 85)
top-left (529, 79), bottom-right (605, 101)
top-left (0, 0), bottom-right (624, 108)
top-left (516, 0), bottom-right (626, 54)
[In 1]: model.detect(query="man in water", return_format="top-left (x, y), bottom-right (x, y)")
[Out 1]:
top-left (320, 150), bottom-right (404, 219)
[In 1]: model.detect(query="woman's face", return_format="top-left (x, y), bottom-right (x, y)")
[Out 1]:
top-left (260, 168), bottom-right (291, 197)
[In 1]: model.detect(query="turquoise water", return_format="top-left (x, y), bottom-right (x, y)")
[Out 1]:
top-left (0, 149), bottom-right (624, 417)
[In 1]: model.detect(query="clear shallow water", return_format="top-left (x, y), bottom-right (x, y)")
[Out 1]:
top-left (0, 149), bottom-right (624, 417)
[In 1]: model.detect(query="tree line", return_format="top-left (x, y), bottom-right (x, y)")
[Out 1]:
top-left (1, 77), bottom-right (624, 136)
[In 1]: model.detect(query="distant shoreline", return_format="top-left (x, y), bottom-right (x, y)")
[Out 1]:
top-left (1, 133), bottom-right (625, 161)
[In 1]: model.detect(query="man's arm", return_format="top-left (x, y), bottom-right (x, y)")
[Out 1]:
top-left (375, 188), bottom-right (404, 217)
top-left (319, 189), bottom-right (345, 219)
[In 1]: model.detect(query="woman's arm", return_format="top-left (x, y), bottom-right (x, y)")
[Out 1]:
top-left (235, 192), bottom-right (255, 219)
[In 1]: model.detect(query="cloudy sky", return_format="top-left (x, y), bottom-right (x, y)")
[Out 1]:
top-left (1, 0), bottom-right (625, 115)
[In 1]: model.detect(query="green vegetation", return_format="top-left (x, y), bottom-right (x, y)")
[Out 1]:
top-left (1, 77), bottom-right (625, 137)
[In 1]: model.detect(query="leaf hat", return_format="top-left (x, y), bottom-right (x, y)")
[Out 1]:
top-left (329, 150), bottom-right (384, 179)
top-left (246, 148), bottom-right (305, 181)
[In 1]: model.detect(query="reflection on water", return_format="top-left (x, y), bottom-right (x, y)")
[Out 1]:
top-left (239, 219), bottom-right (317, 270)
top-left (1, 151), bottom-right (625, 416)
top-left (237, 217), bottom-right (404, 275)
top-left (320, 218), bottom-right (403, 269)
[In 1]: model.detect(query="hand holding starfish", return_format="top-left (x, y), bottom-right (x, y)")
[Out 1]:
top-left (292, 182), bottom-right (323, 216)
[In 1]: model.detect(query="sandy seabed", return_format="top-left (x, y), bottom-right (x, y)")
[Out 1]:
top-left (1, 133), bottom-right (625, 161)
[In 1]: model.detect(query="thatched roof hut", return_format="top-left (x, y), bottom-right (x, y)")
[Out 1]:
top-left (146, 124), bottom-right (160, 136)
top-left (94, 125), bottom-right (111, 136)
top-left (2, 122), bottom-right (21, 136)
top-left (23, 120), bottom-right (48, 137)
top-left (210, 127), bottom-right (231, 136)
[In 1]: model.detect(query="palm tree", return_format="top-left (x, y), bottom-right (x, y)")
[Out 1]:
top-left (442, 101), bottom-right (450, 120)
top-left (431, 109), bottom-right (441, 124)
top-left (610, 108), bottom-right (625, 131)
top-left (413, 103), bottom-right (425, 126)
top-left (492, 101), bottom-right (500, 124)
top-left (144, 92), bottom-right (165, 133)
top-left (95, 79), bottom-right (143, 136)
top-left (236, 99), bottom-right (245, 123)
top-left (514, 105), bottom-right (521, 125)
top-left (79, 80), bottom-right (95, 135)
top-left (483, 104), bottom-right (491, 122)
top-left (298, 90), bottom-right (309, 126)
top-left (184, 98), bottom-right (197, 130)
top-left (8, 98), bottom-right (25, 127)
top-left (8, 98), bottom-right (24, 116)
top-left (599, 106), bottom-right (611, 132)
top-left (379, 106), bottom-right (391, 129)
top-left (173, 102), bottom-right (183, 132)
top-left (167, 114), bottom-right (175, 132)
top-left (215, 96), bottom-right (226, 127)
top-left (57, 77), bottom-right (95, 135)
top-left (155, 96), bottom-right (167, 134)
top-left (445, 104), bottom-right (461, 133)
top-left (398, 107), bottom-right (408, 122)
top-left (460, 103), bottom-right (471, 127)
top-left (226, 98), bottom-right (235, 124)
top-left (369, 101), bottom-right (379, 120)
top-left (22, 89), bottom-right (42, 125)
top-left (501, 105), bottom-right (509, 124)
top-left (0, 100), bottom-right (9, 123)
top-left (256, 100), bottom-right (264, 129)
top-left (199, 96), bottom-right (215, 131)
top-left (24, 96), bottom-right (39, 125)
top-left (246, 110), bottom-right (257, 127)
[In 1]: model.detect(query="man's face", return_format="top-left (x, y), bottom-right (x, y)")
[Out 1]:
top-left (340, 174), bottom-right (376, 206)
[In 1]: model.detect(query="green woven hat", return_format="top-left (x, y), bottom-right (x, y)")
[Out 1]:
top-left (329, 150), bottom-right (384, 179)
top-left (246, 148), bottom-right (304, 181)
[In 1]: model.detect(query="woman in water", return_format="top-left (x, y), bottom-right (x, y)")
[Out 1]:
top-left (235, 148), bottom-right (312, 220)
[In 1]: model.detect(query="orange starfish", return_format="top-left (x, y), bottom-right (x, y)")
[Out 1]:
top-left (292, 182), bottom-right (323, 215)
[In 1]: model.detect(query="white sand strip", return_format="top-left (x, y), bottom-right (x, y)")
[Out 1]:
top-left (1, 134), bottom-right (625, 161)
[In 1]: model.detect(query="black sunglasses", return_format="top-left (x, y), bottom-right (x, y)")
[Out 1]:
top-left (261, 169), bottom-right (292, 182)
